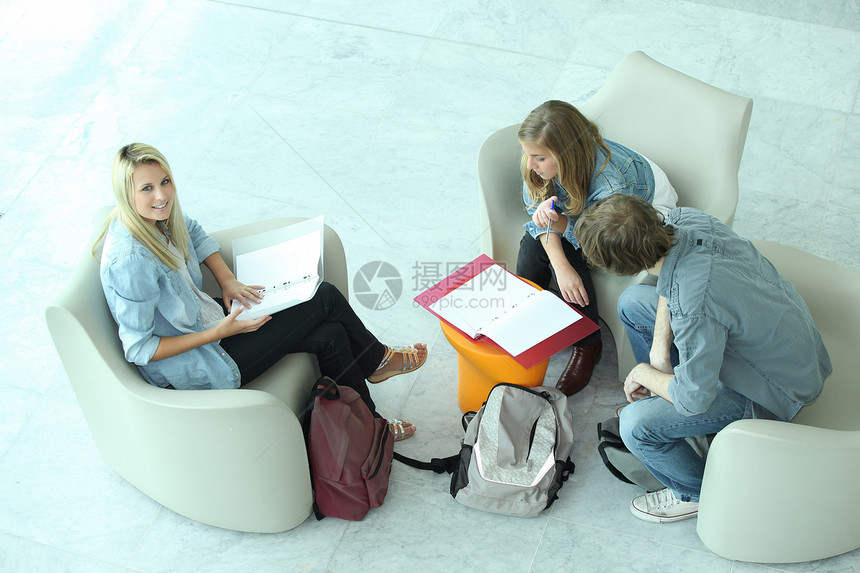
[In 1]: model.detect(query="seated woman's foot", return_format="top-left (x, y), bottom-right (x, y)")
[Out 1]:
top-left (368, 343), bottom-right (428, 384)
top-left (555, 339), bottom-right (602, 396)
top-left (388, 419), bottom-right (416, 441)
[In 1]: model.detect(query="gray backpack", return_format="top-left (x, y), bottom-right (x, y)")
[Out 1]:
top-left (597, 415), bottom-right (709, 492)
top-left (396, 383), bottom-right (576, 517)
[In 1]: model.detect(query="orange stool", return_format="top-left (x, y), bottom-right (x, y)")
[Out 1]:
top-left (440, 285), bottom-right (551, 412)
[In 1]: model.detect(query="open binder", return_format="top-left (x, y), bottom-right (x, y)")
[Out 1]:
top-left (230, 216), bottom-right (324, 321)
top-left (415, 255), bottom-right (599, 368)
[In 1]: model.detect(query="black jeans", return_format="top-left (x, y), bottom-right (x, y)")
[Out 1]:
top-left (515, 233), bottom-right (601, 347)
top-left (218, 282), bottom-right (385, 413)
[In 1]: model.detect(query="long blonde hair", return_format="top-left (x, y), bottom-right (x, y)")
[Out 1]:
top-left (518, 100), bottom-right (610, 217)
top-left (92, 143), bottom-right (190, 268)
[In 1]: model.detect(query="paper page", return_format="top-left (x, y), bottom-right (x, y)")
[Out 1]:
top-left (231, 217), bottom-right (324, 321)
top-left (235, 229), bottom-right (321, 289)
top-left (428, 264), bottom-right (537, 338)
top-left (234, 278), bottom-right (320, 321)
top-left (481, 290), bottom-right (582, 357)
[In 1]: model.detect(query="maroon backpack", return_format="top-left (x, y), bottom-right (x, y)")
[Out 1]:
top-left (305, 377), bottom-right (394, 520)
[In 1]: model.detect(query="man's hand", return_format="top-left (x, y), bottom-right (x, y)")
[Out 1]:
top-left (624, 363), bottom-right (652, 402)
top-left (624, 363), bottom-right (674, 403)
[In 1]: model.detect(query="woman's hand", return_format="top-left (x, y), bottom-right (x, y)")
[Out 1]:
top-left (532, 196), bottom-right (559, 229)
top-left (150, 304), bottom-right (270, 361)
top-left (220, 278), bottom-right (264, 312)
top-left (554, 264), bottom-right (589, 307)
top-left (216, 304), bottom-right (271, 338)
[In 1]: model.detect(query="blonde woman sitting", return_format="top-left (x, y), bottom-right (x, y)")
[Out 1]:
top-left (94, 143), bottom-right (426, 440)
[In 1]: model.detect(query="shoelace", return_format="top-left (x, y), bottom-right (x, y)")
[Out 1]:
top-left (645, 488), bottom-right (682, 510)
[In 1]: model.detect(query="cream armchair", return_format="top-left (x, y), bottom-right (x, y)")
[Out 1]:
top-left (45, 208), bottom-right (348, 533)
top-left (697, 242), bottom-right (860, 563)
top-left (477, 51), bottom-right (753, 380)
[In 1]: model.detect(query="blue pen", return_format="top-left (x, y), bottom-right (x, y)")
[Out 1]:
top-left (544, 199), bottom-right (555, 244)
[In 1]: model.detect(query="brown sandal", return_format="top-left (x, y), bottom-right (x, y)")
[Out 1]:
top-left (368, 344), bottom-right (427, 384)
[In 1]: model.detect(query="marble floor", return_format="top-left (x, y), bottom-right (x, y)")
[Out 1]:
top-left (1, 0), bottom-right (859, 571)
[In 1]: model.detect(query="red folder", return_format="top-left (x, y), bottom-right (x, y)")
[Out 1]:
top-left (414, 254), bottom-right (599, 369)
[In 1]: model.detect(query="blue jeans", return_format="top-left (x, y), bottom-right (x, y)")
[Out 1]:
top-left (617, 284), bottom-right (753, 501)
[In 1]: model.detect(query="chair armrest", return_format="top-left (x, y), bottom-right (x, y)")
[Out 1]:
top-left (46, 303), bottom-right (312, 533)
top-left (124, 387), bottom-right (313, 533)
top-left (698, 419), bottom-right (860, 562)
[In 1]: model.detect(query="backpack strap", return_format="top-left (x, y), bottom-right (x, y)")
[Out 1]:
top-left (393, 451), bottom-right (459, 474)
top-left (310, 377), bottom-right (340, 401)
top-left (303, 376), bottom-right (344, 522)
top-left (597, 439), bottom-right (637, 485)
top-left (596, 417), bottom-right (637, 485)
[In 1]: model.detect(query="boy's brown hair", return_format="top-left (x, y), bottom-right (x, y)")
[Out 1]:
top-left (575, 195), bottom-right (675, 276)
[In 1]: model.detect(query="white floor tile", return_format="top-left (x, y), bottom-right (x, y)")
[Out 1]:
top-left (534, 519), bottom-right (731, 573)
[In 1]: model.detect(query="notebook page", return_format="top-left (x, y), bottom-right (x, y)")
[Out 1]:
top-left (481, 290), bottom-right (583, 357)
top-left (428, 265), bottom-right (536, 338)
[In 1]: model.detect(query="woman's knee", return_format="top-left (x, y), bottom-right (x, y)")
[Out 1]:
top-left (315, 281), bottom-right (338, 298)
top-left (314, 280), bottom-right (349, 308)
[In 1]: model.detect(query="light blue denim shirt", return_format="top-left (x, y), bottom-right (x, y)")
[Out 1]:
top-left (523, 139), bottom-right (655, 249)
top-left (100, 215), bottom-right (239, 390)
top-left (658, 208), bottom-right (831, 421)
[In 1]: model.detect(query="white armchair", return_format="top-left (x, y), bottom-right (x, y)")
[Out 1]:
top-left (45, 208), bottom-right (348, 533)
top-left (697, 242), bottom-right (860, 563)
top-left (477, 51), bottom-right (753, 380)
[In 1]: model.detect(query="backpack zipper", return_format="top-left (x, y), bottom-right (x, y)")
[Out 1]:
top-left (492, 382), bottom-right (553, 402)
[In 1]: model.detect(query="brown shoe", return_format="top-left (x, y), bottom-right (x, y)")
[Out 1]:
top-left (555, 339), bottom-right (603, 396)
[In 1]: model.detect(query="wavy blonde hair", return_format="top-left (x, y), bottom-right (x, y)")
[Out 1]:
top-left (518, 100), bottom-right (610, 217)
top-left (92, 143), bottom-right (190, 269)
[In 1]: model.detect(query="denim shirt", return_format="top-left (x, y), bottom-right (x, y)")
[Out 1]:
top-left (100, 215), bottom-right (240, 390)
top-left (522, 139), bottom-right (655, 249)
top-left (658, 208), bottom-right (831, 421)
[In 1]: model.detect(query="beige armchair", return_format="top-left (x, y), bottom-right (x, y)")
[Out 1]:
top-left (477, 51), bottom-right (753, 380)
top-left (697, 242), bottom-right (860, 563)
top-left (45, 208), bottom-right (348, 533)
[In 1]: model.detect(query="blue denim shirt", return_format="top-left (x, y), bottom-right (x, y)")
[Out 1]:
top-left (100, 215), bottom-right (240, 390)
top-left (523, 139), bottom-right (655, 249)
top-left (658, 208), bottom-right (831, 421)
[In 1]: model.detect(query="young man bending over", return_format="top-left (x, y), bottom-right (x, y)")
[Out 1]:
top-left (575, 195), bottom-right (831, 523)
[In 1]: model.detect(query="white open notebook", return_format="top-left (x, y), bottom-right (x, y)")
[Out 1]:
top-left (230, 216), bottom-right (324, 321)
top-left (428, 264), bottom-right (582, 357)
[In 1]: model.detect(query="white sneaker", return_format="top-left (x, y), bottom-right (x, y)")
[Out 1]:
top-left (630, 488), bottom-right (699, 523)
